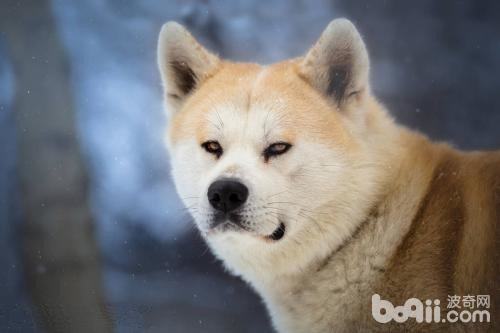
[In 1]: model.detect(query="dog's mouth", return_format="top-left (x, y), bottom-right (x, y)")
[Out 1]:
top-left (266, 222), bottom-right (286, 241)
top-left (208, 214), bottom-right (286, 241)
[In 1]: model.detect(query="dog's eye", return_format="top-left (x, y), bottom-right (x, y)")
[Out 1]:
top-left (263, 142), bottom-right (292, 161)
top-left (201, 140), bottom-right (223, 158)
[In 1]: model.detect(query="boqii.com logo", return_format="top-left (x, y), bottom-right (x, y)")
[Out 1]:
top-left (372, 294), bottom-right (491, 324)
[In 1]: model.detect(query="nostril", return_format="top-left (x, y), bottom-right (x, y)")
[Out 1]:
top-left (212, 193), bottom-right (221, 203)
top-left (229, 193), bottom-right (240, 203)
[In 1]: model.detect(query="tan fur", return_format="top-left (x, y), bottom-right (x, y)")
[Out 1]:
top-left (158, 19), bottom-right (499, 332)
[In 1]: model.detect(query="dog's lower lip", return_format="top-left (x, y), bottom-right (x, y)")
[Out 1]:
top-left (267, 222), bottom-right (286, 241)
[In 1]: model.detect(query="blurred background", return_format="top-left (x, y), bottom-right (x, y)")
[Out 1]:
top-left (0, 0), bottom-right (499, 332)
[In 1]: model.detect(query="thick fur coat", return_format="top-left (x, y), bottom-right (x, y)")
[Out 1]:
top-left (157, 19), bottom-right (499, 332)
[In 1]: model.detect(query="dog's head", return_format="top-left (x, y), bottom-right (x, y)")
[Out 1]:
top-left (158, 19), bottom-right (385, 279)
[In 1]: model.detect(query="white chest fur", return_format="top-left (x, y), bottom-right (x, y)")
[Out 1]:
top-left (255, 195), bottom-right (420, 333)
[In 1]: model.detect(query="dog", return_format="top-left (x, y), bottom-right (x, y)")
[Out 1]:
top-left (157, 18), bottom-right (499, 332)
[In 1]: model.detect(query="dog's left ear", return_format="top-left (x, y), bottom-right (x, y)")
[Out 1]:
top-left (300, 19), bottom-right (369, 108)
top-left (157, 22), bottom-right (220, 114)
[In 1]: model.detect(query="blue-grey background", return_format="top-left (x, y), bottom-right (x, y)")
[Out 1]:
top-left (1, 0), bottom-right (499, 332)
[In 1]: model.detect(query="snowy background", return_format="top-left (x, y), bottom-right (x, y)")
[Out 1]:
top-left (1, 0), bottom-right (499, 332)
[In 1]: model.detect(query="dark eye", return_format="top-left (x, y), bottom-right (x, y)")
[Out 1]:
top-left (201, 140), bottom-right (223, 158)
top-left (263, 142), bottom-right (292, 161)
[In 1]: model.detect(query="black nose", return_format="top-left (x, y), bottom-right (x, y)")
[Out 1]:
top-left (207, 179), bottom-right (249, 213)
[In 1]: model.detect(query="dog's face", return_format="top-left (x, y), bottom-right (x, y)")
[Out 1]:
top-left (168, 63), bottom-right (356, 238)
top-left (158, 20), bottom-right (379, 278)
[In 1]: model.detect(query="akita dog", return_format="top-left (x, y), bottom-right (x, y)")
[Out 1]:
top-left (157, 19), bottom-right (499, 332)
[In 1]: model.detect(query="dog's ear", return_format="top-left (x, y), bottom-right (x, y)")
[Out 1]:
top-left (299, 19), bottom-right (369, 108)
top-left (157, 22), bottom-right (220, 113)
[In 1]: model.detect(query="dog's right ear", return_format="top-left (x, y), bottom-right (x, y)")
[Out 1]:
top-left (157, 22), bottom-right (220, 114)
